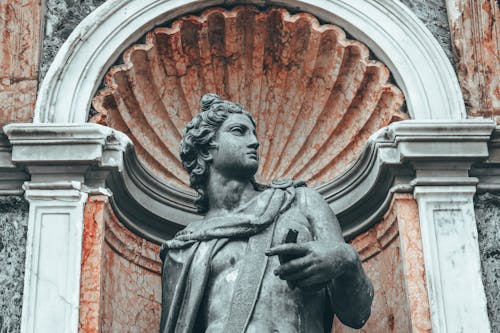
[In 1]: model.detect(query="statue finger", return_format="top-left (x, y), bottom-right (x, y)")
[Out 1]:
top-left (265, 243), bottom-right (308, 257)
top-left (279, 265), bottom-right (314, 281)
top-left (275, 257), bottom-right (312, 276)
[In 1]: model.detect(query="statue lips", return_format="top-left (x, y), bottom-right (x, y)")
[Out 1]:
top-left (247, 150), bottom-right (258, 160)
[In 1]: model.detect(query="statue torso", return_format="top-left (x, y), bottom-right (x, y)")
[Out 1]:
top-left (199, 194), bottom-right (327, 333)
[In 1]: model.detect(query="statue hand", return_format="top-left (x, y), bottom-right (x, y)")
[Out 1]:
top-left (265, 241), bottom-right (359, 290)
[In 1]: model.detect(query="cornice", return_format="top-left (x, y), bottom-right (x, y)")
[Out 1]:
top-left (471, 125), bottom-right (500, 192)
top-left (0, 132), bottom-right (28, 195)
top-left (1, 120), bottom-right (496, 243)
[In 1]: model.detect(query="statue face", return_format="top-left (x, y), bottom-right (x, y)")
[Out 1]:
top-left (209, 113), bottom-right (259, 179)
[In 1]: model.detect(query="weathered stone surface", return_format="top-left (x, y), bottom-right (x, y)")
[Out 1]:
top-left (80, 196), bottom-right (107, 333)
top-left (446, 0), bottom-right (500, 118)
top-left (399, 0), bottom-right (453, 61)
top-left (79, 196), bottom-right (161, 332)
top-left (100, 202), bottom-right (161, 332)
top-left (339, 194), bottom-right (431, 332)
top-left (41, 0), bottom-right (107, 80)
top-left (0, 79), bottom-right (37, 125)
top-left (91, 6), bottom-right (407, 190)
top-left (0, 0), bottom-right (42, 79)
top-left (474, 193), bottom-right (500, 332)
top-left (0, 0), bottom-right (42, 125)
top-left (0, 196), bottom-right (29, 333)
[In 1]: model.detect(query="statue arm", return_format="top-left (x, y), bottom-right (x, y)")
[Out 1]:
top-left (300, 187), bottom-right (374, 328)
top-left (266, 187), bottom-right (374, 328)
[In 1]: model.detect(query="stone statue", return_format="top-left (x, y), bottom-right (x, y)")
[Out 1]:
top-left (159, 94), bottom-right (374, 333)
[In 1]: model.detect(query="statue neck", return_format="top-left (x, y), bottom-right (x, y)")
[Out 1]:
top-left (205, 170), bottom-right (258, 215)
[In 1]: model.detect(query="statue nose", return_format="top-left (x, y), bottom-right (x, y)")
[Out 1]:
top-left (248, 137), bottom-right (259, 149)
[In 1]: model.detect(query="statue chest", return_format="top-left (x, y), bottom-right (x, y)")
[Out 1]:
top-left (202, 207), bottom-right (325, 332)
top-left (210, 206), bottom-right (313, 276)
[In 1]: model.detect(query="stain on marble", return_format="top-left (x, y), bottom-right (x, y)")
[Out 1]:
top-left (334, 194), bottom-right (430, 332)
top-left (91, 6), bottom-right (407, 189)
top-left (446, 0), bottom-right (499, 119)
top-left (79, 196), bottom-right (162, 332)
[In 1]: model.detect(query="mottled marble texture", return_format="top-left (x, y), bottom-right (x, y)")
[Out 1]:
top-left (100, 241), bottom-right (161, 332)
top-left (79, 196), bottom-right (161, 332)
top-left (91, 6), bottom-right (407, 189)
top-left (41, 0), bottom-right (107, 80)
top-left (0, 196), bottom-right (28, 333)
top-left (80, 196), bottom-right (107, 333)
top-left (398, 0), bottom-right (453, 61)
top-left (394, 195), bottom-right (431, 333)
top-left (0, 0), bottom-right (42, 125)
top-left (336, 194), bottom-right (430, 332)
top-left (474, 193), bottom-right (500, 332)
top-left (445, 0), bottom-right (499, 119)
top-left (0, 0), bottom-right (42, 79)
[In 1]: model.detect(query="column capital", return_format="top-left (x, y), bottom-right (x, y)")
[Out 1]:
top-left (2, 123), bottom-right (130, 189)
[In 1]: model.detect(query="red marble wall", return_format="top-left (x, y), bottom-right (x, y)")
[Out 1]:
top-left (100, 241), bottom-right (161, 331)
top-left (447, 0), bottom-right (499, 119)
top-left (80, 196), bottom-right (107, 332)
top-left (0, 0), bottom-right (41, 125)
top-left (80, 196), bottom-right (162, 333)
top-left (334, 194), bottom-right (431, 333)
top-left (80, 194), bottom-right (430, 333)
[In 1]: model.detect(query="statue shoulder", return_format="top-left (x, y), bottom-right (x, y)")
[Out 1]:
top-left (268, 178), bottom-right (329, 214)
top-left (293, 185), bottom-right (332, 217)
top-left (292, 182), bottom-right (344, 242)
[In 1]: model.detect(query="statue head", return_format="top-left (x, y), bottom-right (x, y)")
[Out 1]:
top-left (180, 93), bottom-right (261, 213)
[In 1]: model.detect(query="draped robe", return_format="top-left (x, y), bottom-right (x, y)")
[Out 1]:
top-left (159, 180), bottom-right (336, 333)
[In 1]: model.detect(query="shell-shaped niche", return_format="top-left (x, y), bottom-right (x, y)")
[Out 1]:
top-left (91, 6), bottom-right (408, 191)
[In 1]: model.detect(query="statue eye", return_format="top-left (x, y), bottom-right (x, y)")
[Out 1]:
top-left (230, 126), bottom-right (244, 135)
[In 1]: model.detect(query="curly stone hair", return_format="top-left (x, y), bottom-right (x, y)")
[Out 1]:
top-left (179, 93), bottom-right (263, 213)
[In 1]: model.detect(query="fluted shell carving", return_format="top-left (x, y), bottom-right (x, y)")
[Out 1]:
top-left (91, 6), bottom-right (408, 190)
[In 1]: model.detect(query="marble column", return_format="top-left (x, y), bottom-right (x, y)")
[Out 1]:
top-left (21, 181), bottom-right (88, 333)
top-left (3, 123), bottom-right (127, 333)
top-left (414, 181), bottom-right (491, 332)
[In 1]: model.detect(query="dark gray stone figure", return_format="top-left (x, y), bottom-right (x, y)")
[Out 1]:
top-left (159, 94), bottom-right (374, 333)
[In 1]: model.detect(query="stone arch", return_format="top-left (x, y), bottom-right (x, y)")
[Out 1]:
top-left (90, 5), bottom-right (408, 189)
top-left (31, 0), bottom-right (468, 243)
top-left (35, 0), bottom-right (465, 124)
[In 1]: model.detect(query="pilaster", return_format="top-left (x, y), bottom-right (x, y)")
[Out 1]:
top-left (2, 123), bottom-right (128, 333)
top-left (414, 184), bottom-right (490, 332)
top-left (21, 180), bottom-right (88, 333)
top-left (388, 120), bottom-right (494, 332)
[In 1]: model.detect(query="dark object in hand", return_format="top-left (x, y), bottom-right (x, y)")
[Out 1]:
top-left (278, 229), bottom-right (299, 265)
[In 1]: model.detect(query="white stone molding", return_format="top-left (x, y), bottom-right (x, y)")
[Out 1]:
top-left (406, 121), bottom-right (495, 332)
top-left (3, 123), bottom-right (130, 187)
top-left (414, 185), bottom-right (491, 333)
top-left (35, 0), bottom-right (464, 123)
top-left (0, 133), bottom-right (28, 195)
top-left (1, 123), bottom-right (129, 333)
top-left (21, 181), bottom-right (88, 333)
top-left (320, 119), bottom-right (495, 239)
top-left (472, 125), bottom-right (500, 192)
top-left (3, 121), bottom-right (496, 242)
